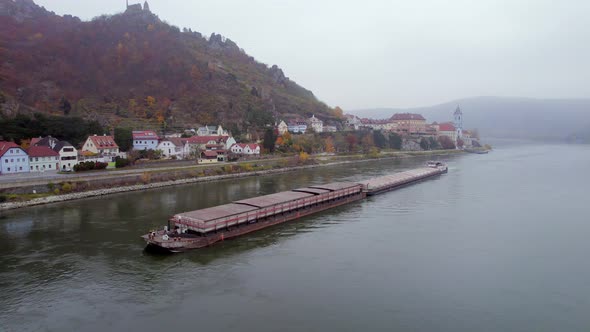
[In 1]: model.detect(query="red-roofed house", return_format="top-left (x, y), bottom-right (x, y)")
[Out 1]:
top-left (438, 123), bottom-right (457, 142)
top-left (0, 141), bottom-right (30, 175)
top-left (132, 130), bottom-right (159, 150)
top-left (82, 135), bottom-right (120, 157)
top-left (198, 150), bottom-right (219, 164)
top-left (27, 146), bottom-right (59, 172)
top-left (184, 135), bottom-right (236, 158)
top-left (230, 143), bottom-right (260, 155)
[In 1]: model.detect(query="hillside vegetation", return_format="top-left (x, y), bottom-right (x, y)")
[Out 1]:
top-left (0, 0), bottom-right (340, 137)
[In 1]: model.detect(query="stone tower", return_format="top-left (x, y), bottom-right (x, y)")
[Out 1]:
top-left (453, 106), bottom-right (463, 139)
top-left (143, 1), bottom-right (150, 11)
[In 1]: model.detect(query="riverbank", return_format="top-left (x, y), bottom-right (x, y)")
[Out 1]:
top-left (0, 150), bottom-right (462, 211)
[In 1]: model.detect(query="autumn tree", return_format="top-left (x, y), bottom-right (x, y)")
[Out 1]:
top-left (324, 136), bottom-right (335, 153)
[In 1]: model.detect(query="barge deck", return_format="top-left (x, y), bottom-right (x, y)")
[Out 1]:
top-left (142, 164), bottom-right (447, 253)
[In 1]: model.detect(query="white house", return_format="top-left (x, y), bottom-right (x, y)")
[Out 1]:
top-left (132, 130), bottom-right (159, 150)
top-left (157, 138), bottom-right (186, 159)
top-left (344, 114), bottom-right (362, 130)
top-left (33, 136), bottom-right (79, 171)
top-left (0, 141), bottom-right (30, 175)
top-left (324, 125), bottom-right (337, 132)
top-left (82, 135), bottom-right (119, 157)
top-left (197, 124), bottom-right (228, 136)
top-left (287, 121), bottom-right (307, 134)
top-left (27, 145), bottom-right (59, 172)
top-left (231, 143), bottom-right (260, 155)
top-left (277, 121), bottom-right (289, 135)
top-left (308, 115), bottom-right (323, 133)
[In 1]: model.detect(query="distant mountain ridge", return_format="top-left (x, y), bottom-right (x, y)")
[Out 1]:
top-left (0, 0), bottom-right (336, 134)
top-left (353, 96), bottom-right (590, 141)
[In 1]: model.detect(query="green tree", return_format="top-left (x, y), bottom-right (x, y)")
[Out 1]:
top-left (59, 97), bottom-right (72, 116)
top-left (388, 132), bottom-right (402, 150)
top-left (263, 128), bottom-right (278, 153)
top-left (114, 127), bottom-right (133, 151)
top-left (373, 130), bottom-right (387, 149)
top-left (419, 137), bottom-right (430, 150)
top-left (428, 136), bottom-right (440, 149)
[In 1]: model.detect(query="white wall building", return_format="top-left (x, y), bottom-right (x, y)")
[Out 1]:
top-left (0, 141), bottom-right (30, 175)
top-left (27, 146), bottom-right (59, 172)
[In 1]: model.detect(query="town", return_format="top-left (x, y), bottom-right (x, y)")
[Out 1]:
top-left (0, 106), bottom-right (479, 176)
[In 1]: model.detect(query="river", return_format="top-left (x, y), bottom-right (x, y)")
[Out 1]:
top-left (1, 142), bottom-right (590, 331)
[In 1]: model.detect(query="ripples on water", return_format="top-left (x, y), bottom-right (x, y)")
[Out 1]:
top-left (2, 144), bottom-right (590, 331)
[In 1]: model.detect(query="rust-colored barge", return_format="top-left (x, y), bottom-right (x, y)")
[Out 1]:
top-left (142, 163), bottom-right (447, 253)
top-left (362, 164), bottom-right (447, 196)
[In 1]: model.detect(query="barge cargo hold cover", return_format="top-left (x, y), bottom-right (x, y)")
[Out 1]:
top-left (142, 164), bottom-right (447, 253)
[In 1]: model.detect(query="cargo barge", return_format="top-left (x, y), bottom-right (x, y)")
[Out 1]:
top-left (142, 163), bottom-right (447, 253)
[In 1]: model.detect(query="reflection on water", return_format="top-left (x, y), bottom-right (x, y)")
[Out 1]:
top-left (2, 146), bottom-right (590, 331)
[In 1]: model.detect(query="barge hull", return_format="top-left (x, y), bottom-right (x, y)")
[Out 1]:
top-left (143, 190), bottom-right (365, 252)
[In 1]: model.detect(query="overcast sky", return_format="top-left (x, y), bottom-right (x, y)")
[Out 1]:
top-left (35, 0), bottom-right (590, 110)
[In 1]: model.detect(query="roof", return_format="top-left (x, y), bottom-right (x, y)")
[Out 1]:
top-left (174, 203), bottom-right (258, 224)
top-left (309, 182), bottom-right (362, 192)
top-left (390, 113), bottom-right (426, 121)
top-left (186, 136), bottom-right (228, 144)
top-left (235, 191), bottom-right (313, 208)
top-left (33, 136), bottom-right (74, 152)
top-left (87, 135), bottom-right (118, 149)
top-left (167, 138), bottom-right (186, 146)
top-left (0, 141), bottom-right (22, 158)
top-left (233, 143), bottom-right (259, 150)
top-left (132, 130), bottom-right (159, 140)
top-left (438, 123), bottom-right (456, 132)
top-left (26, 145), bottom-right (59, 157)
top-left (454, 106), bottom-right (462, 115)
top-left (202, 150), bottom-right (218, 157)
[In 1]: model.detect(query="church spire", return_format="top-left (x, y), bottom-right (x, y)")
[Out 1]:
top-left (126, 0), bottom-right (129, 9)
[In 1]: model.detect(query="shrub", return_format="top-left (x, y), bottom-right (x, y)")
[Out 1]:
top-left (61, 182), bottom-right (73, 193)
top-left (74, 161), bottom-right (108, 172)
top-left (140, 172), bottom-right (151, 184)
top-left (115, 157), bottom-right (131, 168)
top-left (0, 194), bottom-right (7, 203)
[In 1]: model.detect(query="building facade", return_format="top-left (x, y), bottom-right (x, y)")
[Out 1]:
top-left (27, 146), bottom-right (59, 172)
top-left (308, 115), bottom-right (323, 133)
top-left (82, 135), bottom-right (119, 157)
top-left (132, 131), bottom-right (159, 150)
top-left (0, 142), bottom-right (30, 175)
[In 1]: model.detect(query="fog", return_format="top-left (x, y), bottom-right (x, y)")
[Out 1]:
top-left (35, 0), bottom-right (590, 110)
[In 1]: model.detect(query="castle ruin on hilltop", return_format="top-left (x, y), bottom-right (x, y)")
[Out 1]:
top-left (125, 0), bottom-right (150, 14)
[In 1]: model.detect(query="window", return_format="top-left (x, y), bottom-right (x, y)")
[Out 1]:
top-left (36, 157), bottom-right (39, 162)
top-left (19, 167), bottom-right (22, 171)
top-left (4, 159), bottom-right (6, 163)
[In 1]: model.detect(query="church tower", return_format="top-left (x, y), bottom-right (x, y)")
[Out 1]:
top-left (143, 1), bottom-right (150, 11)
top-left (453, 106), bottom-right (463, 139)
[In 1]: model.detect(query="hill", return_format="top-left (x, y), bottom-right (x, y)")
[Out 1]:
top-left (0, 0), bottom-right (338, 137)
top-left (354, 96), bottom-right (590, 142)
